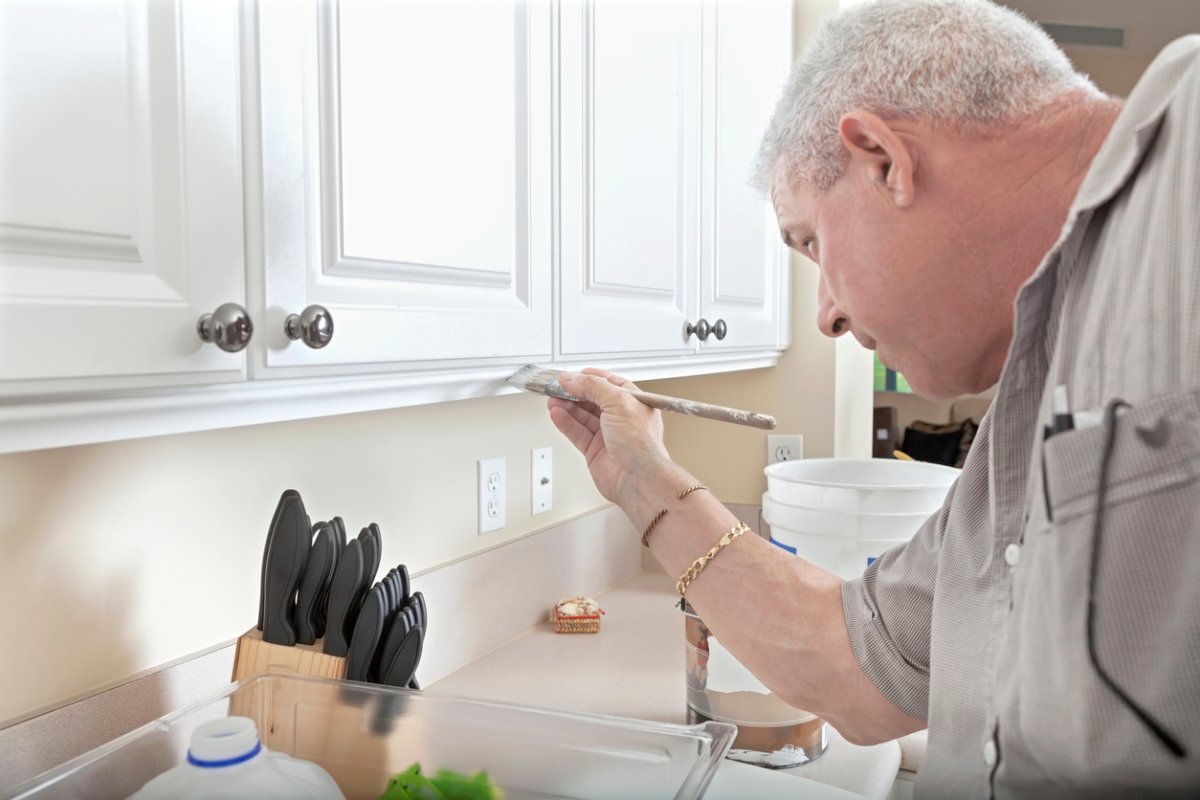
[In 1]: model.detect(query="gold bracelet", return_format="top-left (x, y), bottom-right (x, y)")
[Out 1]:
top-left (641, 508), bottom-right (668, 547)
top-left (676, 522), bottom-right (750, 596)
top-left (643, 486), bottom-right (709, 548)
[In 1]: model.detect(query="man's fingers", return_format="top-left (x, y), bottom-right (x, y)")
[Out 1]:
top-left (548, 402), bottom-right (597, 455)
top-left (580, 366), bottom-right (640, 392)
top-left (560, 370), bottom-right (632, 411)
top-left (548, 396), bottom-right (600, 435)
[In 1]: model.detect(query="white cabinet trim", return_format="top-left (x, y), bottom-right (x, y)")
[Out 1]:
top-left (0, 350), bottom-right (780, 454)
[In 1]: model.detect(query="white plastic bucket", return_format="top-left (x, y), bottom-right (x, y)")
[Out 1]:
top-left (761, 493), bottom-right (933, 541)
top-left (766, 525), bottom-right (914, 580)
top-left (763, 458), bottom-right (958, 514)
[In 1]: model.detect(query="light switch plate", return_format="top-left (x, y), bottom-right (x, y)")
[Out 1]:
top-left (478, 456), bottom-right (506, 534)
top-left (531, 447), bottom-right (552, 514)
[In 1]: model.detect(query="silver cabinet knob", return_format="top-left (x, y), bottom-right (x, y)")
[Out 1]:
top-left (284, 305), bottom-right (334, 349)
top-left (197, 303), bottom-right (253, 353)
top-left (686, 318), bottom-right (711, 341)
top-left (713, 319), bottom-right (727, 340)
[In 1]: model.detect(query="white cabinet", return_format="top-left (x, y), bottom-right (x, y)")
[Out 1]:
top-left (0, 0), bottom-right (245, 396)
top-left (0, 0), bottom-right (792, 453)
top-left (559, 0), bottom-right (791, 360)
top-left (250, 0), bottom-right (553, 375)
top-left (558, 0), bottom-right (702, 357)
top-left (701, 0), bottom-right (792, 352)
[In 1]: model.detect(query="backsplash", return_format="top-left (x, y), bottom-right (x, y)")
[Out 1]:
top-left (0, 505), bottom-right (640, 789)
top-left (0, 392), bottom-right (607, 726)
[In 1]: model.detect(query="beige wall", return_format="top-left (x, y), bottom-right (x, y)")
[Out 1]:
top-left (1068, 50), bottom-right (1154, 98)
top-left (643, 0), bottom-right (873, 505)
top-left (0, 394), bottom-right (606, 723)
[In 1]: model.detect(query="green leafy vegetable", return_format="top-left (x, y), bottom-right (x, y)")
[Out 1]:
top-left (380, 762), bottom-right (504, 800)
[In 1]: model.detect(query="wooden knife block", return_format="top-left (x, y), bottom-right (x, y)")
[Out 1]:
top-left (231, 627), bottom-right (347, 683)
top-left (229, 628), bottom-right (396, 798)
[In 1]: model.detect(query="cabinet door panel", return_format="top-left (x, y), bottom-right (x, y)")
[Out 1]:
top-left (559, 0), bottom-right (701, 356)
top-left (254, 0), bottom-right (552, 372)
top-left (0, 0), bottom-right (245, 393)
top-left (701, 0), bottom-right (791, 351)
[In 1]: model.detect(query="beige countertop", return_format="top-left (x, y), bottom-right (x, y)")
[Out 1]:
top-left (430, 571), bottom-right (904, 799)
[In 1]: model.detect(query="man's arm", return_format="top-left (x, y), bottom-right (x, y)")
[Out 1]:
top-left (634, 458), bottom-right (928, 745)
top-left (547, 368), bottom-right (931, 744)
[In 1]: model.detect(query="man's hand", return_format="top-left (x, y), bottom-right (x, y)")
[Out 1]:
top-left (545, 368), bottom-right (671, 506)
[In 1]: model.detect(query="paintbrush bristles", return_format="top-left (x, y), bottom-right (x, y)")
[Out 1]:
top-left (507, 364), bottom-right (583, 401)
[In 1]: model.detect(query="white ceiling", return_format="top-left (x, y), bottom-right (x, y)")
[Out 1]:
top-left (999, 0), bottom-right (1200, 57)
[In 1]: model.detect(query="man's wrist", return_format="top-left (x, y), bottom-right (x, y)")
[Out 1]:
top-left (617, 458), bottom-right (699, 529)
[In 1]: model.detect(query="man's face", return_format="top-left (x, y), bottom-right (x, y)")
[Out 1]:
top-left (770, 160), bottom-right (1006, 399)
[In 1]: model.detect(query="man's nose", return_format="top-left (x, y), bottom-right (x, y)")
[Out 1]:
top-left (817, 276), bottom-right (850, 338)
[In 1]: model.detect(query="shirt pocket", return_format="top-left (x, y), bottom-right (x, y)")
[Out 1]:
top-left (1043, 388), bottom-right (1200, 525)
top-left (1028, 387), bottom-right (1200, 779)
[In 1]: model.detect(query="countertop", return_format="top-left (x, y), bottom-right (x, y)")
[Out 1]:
top-left (430, 571), bottom-right (903, 799)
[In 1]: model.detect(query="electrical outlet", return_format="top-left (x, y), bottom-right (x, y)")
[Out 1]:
top-left (531, 447), bottom-right (553, 514)
top-left (477, 456), bottom-right (506, 534)
top-left (767, 433), bottom-right (804, 464)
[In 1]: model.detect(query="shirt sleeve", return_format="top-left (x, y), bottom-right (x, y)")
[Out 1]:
top-left (840, 468), bottom-right (961, 722)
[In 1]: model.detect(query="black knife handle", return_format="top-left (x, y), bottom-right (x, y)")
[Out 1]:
top-left (295, 525), bottom-right (334, 646)
top-left (346, 585), bottom-right (388, 683)
top-left (323, 538), bottom-right (364, 657)
top-left (258, 490), bottom-right (301, 632)
top-left (262, 493), bottom-right (310, 646)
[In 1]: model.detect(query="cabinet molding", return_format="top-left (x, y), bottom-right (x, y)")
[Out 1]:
top-left (0, 351), bottom-right (780, 454)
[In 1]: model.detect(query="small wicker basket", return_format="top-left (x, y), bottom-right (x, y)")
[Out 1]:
top-left (552, 596), bottom-right (604, 634)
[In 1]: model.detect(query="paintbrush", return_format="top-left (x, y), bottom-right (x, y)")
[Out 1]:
top-left (507, 364), bottom-right (777, 431)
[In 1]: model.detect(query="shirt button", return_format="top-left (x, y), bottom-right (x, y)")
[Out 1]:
top-left (1004, 543), bottom-right (1021, 567)
top-left (983, 738), bottom-right (998, 768)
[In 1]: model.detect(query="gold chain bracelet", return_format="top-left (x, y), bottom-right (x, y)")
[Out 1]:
top-left (676, 522), bottom-right (750, 596)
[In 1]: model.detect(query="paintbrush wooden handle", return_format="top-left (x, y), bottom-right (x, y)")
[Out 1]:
top-left (625, 389), bottom-right (777, 430)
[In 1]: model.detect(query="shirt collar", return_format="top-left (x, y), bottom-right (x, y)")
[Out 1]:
top-left (1070, 34), bottom-right (1200, 215)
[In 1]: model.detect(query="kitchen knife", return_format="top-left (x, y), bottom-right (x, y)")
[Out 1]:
top-left (377, 604), bottom-right (411, 685)
top-left (368, 523), bottom-right (384, 578)
top-left (261, 491), bottom-right (311, 646)
top-left (411, 591), bottom-right (427, 637)
top-left (381, 568), bottom-right (398, 611)
top-left (258, 489), bottom-right (301, 631)
top-left (345, 583), bottom-right (388, 683)
top-left (358, 526), bottom-right (381, 588)
top-left (313, 528), bottom-right (341, 638)
top-left (294, 524), bottom-right (336, 646)
top-left (397, 564), bottom-right (411, 608)
top-left (381, 622), bottom-right (424, 689)
top-left (323, 538), bottom-right (364, 657)
top-left (330, 516), bottom-right (347, 550)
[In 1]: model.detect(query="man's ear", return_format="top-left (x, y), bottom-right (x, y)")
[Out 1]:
top-left (838, 110), bottom-right (916, 209)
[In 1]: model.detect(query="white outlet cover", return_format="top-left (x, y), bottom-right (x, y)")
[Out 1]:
top-left (767, 433), bottom-right (804, 464)
top-left (531, 447), bottom-right (552, 514)
top-left (478, 456), bottom-right (506, 534)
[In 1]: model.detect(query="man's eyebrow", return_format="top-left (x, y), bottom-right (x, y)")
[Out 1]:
top-left (779, 229), bottom-right (794, 249)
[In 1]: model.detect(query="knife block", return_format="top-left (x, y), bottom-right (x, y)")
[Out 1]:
top-left (231, 627), bottom-right (347, 683)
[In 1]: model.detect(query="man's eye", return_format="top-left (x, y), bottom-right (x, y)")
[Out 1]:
top-left (801, 237), bottom-right (817, 258)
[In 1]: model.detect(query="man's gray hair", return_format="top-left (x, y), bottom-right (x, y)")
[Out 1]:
top-left (755, 0), bottom-right (1100, 192)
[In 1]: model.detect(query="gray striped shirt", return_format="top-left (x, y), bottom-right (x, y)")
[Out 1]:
top-left (843, 36), bottom-right (1200, 798)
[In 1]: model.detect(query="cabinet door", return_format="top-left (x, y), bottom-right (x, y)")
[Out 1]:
top-left (559, 0), bottom-right (702, 357)
top-left (252, 0), bottom-right (552, 374)
top-left (0, 0), bottom-right (245, 395)
top-left (699, 0), bottom-right (791, 351)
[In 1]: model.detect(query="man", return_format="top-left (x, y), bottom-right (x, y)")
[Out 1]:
top-left (546, 0), bottom-right (1199, 796)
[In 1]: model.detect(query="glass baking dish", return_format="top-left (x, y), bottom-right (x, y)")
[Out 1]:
top-left (4, 674), bottom-right (736, 800)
